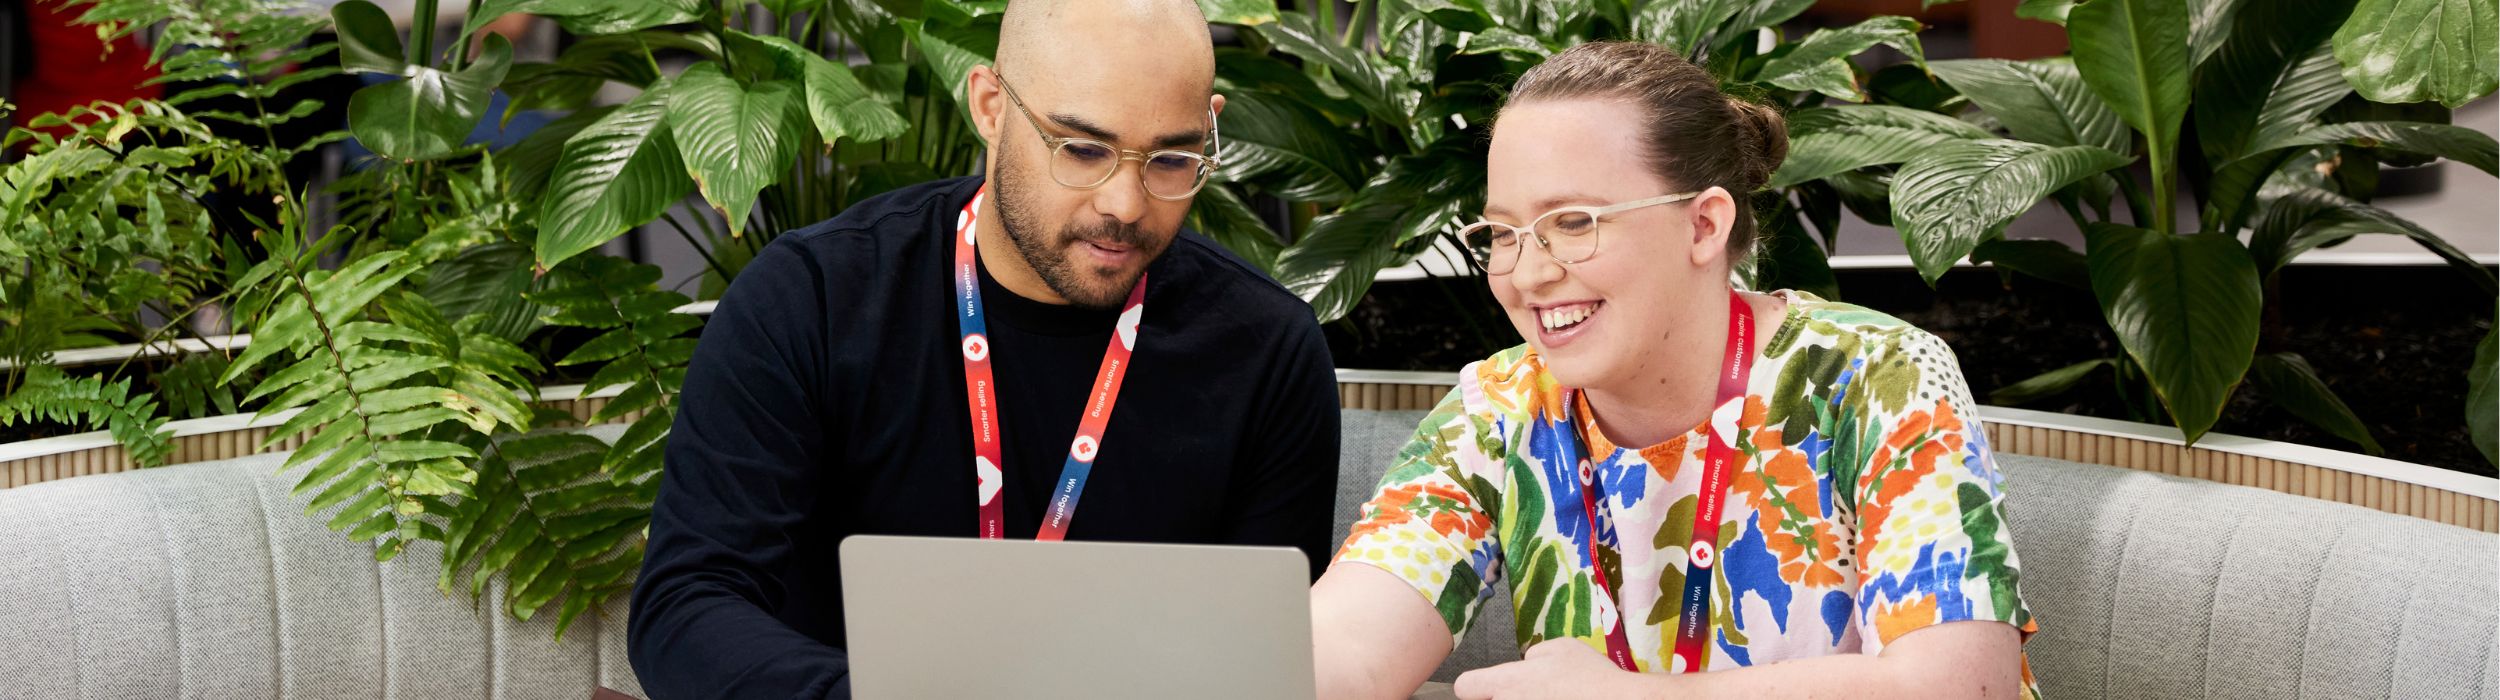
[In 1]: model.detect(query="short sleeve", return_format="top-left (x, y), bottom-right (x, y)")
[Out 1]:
top-left (1335, 383), bottom-right (1506, 647)
top-left (1848, 330), bottom-right (2036, 652)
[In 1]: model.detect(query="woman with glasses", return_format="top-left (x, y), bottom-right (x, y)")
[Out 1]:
top-left (1311, 42), bottom-right (2037, 700)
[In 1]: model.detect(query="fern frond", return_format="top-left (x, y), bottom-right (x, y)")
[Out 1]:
top-left (533, 255), bottom-right (699, 492)
top-left (434, 431), bottom-right (647, 640)
top-left (0, 365), bottom-right (173, 466)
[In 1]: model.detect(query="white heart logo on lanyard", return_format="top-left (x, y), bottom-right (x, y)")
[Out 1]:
top-left (1709, 395), bottom-right (1746, 450)
top-left (962, 333), bottom-right (989, 361)
top-left (1070, 435), bottom-right (1100, 462)
top-left (1115, 304), bottom-right (1143, 351)
top-left (976, 455), bottom-right (1002, 505)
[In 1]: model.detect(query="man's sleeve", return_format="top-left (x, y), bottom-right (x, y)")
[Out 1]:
top-left (628, 239), bottom-right (852, 699)
top-left (1219, 317), bottom-right (1343, 580)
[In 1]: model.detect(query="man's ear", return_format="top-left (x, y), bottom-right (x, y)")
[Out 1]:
top-left (1209, 92), bottom-right (1227, 120)
top-left (967, 64), bottom-right (1004, 147)
top-left (1686, 186), bottom-right (1738, 269)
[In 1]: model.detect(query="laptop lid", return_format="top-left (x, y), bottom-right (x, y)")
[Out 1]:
top-left (840, 535), bottom-right (1317, 700)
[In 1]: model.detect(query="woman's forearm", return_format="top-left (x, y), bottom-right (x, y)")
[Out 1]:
top-left (1623, 621), bottom-right (2024, 700)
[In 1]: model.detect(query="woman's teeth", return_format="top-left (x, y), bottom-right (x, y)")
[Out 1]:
top-left (1540, 304), bottom-right (1595, 332)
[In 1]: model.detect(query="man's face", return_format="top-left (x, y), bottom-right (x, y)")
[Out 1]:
top-left (984, 62), bottom-right (1219, 309)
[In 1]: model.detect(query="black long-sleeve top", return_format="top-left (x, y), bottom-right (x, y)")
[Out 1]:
top-left (626, 176), bottom-right (1342, 699)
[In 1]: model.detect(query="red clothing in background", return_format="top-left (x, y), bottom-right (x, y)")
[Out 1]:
top-left (12, 0), bottom-right (161, 137)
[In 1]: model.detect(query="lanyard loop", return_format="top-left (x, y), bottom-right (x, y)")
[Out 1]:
top-left (954, 186), bottom-right (1148, 540)
top-left (1556, 290), bottom-right (1755, 673)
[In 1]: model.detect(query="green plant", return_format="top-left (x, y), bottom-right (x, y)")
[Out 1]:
top-left (0, 0), bottom-right (340, 461)
top-left (0, 365), bottom-right (173, 465)
top-left (1820, 0), bottom-right (2497, 451)
top-left (1198, 0), bottom-right (1940, 339)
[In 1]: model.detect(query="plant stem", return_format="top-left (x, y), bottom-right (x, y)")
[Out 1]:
top-left (659, 211), bottom-right (733, 283)
top-left (1341, 0), bottom-right (1373, 46)
top-left (1315, 0), bottom-right (1339, 47)
top-left (635, 34), bottom-right (666, 83)
top-left (2053, 195), bottom-right (2093, 232)
top-left (451, 0), bottom-right (486, 72)
top-left (2149, 148), bottom-right (2176, 235)
top-left (2114, 171), bottom-right (2153, 230)
top-left (411, 0), bottom-right (441, 68)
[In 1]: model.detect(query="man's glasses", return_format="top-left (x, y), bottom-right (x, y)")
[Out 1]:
top-left (1456, 192), bottom-right (1702, 274)
top-left (996, 72), bottom-right (1221, 201)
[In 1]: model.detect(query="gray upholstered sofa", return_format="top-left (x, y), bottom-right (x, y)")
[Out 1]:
top-left (5, 412), bottom-right (2495, 698)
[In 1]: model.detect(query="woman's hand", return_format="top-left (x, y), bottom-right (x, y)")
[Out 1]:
top-left (1450, 639), bottom-right (1659, 700)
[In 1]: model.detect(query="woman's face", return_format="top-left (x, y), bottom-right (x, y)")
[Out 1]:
top-left (1481, 99), bottom-right (1735, 391)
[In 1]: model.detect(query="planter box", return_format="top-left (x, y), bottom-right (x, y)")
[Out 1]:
top-left (6, 370), bottom-right (2495, 533)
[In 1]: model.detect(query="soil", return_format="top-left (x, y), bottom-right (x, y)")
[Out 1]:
top-left (1324, 265), bottom-right (2498, 476)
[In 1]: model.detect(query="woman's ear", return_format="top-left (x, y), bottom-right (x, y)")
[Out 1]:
top-left (1687, 186), bottom-right (1737, 269)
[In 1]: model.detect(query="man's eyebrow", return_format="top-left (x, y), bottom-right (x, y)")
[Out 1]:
top-left (1049, 112), bottom-right (1209, 151)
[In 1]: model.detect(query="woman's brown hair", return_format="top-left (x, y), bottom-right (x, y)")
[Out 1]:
top-left (1503, 41), bottom-right (1789, 262)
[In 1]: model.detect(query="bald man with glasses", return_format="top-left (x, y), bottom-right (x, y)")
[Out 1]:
top-left (626, 1), bottom-right (1341, 697)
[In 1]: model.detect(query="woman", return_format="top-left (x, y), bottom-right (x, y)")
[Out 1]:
top-left (1311, 42), bottom-right (2037, 700)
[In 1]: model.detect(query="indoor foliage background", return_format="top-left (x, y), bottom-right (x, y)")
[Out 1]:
top-left (0, 0), bottom-right (2492, 635)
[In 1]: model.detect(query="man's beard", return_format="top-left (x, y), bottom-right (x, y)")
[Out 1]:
top-left (991, 149), bottom-right (1171, 310)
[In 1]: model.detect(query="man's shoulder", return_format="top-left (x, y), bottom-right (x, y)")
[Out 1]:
top-left (1159, 231), bottom-right (1313, 326)
top-left (772, 176), bottom-right (979, 253)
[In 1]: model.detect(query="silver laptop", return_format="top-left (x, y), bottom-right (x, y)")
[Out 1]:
top-left (840, 535), bottom-right (1318, 700)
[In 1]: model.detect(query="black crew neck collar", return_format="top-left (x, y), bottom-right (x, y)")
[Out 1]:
top-left (972, 245), bottom-right (1122, 337)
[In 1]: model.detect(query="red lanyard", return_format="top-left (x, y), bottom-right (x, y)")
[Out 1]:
top-left (1557, 291), bottom-right (1755, 673)
top-left (953, 186), bottom-right (1148, 541)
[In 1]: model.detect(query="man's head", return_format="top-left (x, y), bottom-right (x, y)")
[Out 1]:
top-left (968, 0), bottom-right (1223, 309)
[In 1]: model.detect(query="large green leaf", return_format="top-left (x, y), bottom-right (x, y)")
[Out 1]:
top-left (2470, 326), bottom-right (2496, 466)
top-left (2251, 121), bottom-right (2499, 176)
top-left (2193, 0), bottom-right (2354, 167)
top-left (1990, 357), bottom-right (2114, 404)
top-left (2084, 224), bottom-right (2261, 443)
top-left (797, 51), bottom-right (907, 146)
top-left (464, 0), bottom-right (703, 38)
top-left (421, 242), bottom-right (545, 343)
top-left (1971, 238), bottom-right (2092, 291)
top-left (2248, 352), bottom-right (2384, 455)
top-left (667, 63), bottom-right (802, 237)
top-left (1890, 140), bottom-right (2134, 284)
top-left (1249, 12), bottom-right (1402, 127)
top-left (331, 0), bottom-right (404, 73)
top-left (1929, 58), bottom-right (2130, 154)
top-left (1214, 47), bottom-right (1367, 119)
top-left (1726, 0), bottom-right (1819, 39)
top-left (1755, 16), bottom-right (1926, 102)
top-left (1753, 202), bottom-right (1841, 300)
top-left (1216, 91), bottom-right (1369, 202)
top-left (1198, 0), bottom-right (1281, 25)
top-left (2332, 0), bottom-right (2499, 107)
top-left (905, 19), bottom-right (997, 126)
top-left (2017, 0), bottom-right (2075, 23)
top-left (2069, 0), bottom-right (2191, 233)
top-left (502, 105), bottom-right (612, 200)
top-left (2247, 186), bottom-right (2496, 292)
top-left (1770, 105), bottom-right (1992, 189)
top-left (1633, 0), bottom-right (1747, 59)
top-left (1187, 183), bottom-right (1282, 273)
top-left (2187, 0), bottom-right (2248, 67)
top-left (345, 34), bottom-right (512, 162)
top-left (535, 83), bottom-right (694, 271)
top-left (1273, 203), bottom-right (1408, 323)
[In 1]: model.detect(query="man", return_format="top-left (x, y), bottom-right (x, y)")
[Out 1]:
top-left (626, 1), bottom-right (1342, 697)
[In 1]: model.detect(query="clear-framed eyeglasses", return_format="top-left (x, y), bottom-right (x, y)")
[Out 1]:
top-left (1456, 192), bottom-right (1702, 274)
top-left (996, 72), bottom-right (1222, 201)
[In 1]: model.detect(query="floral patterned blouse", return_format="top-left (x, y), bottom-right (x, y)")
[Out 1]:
top-left (1339, 291), bottom-right (2038, 693)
